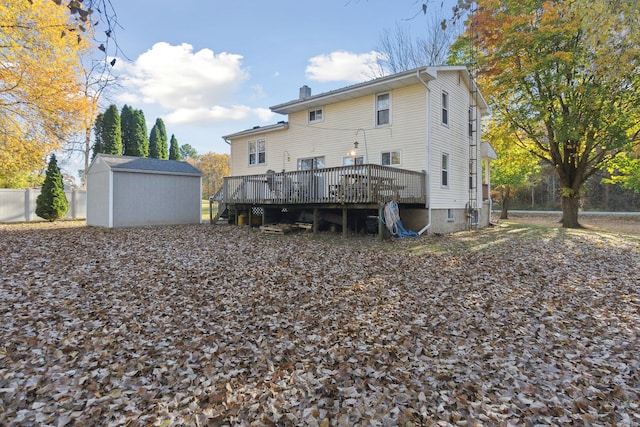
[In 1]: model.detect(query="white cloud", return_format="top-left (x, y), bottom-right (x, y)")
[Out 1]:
top-left (254, 107), bottom-right (276, 122)
top-left (305, 50), bottom-right (383, 82)
top-left (163, 105), bottom-right (275, 125)
top-left (115, 42), bottom-right (259, 125)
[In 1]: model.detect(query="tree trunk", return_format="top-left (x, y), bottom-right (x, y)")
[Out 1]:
top-left (83, 127), bottom-right (91, 188)
top-left (500, 185), bottom-right (510, 219)
top-left (561, 195), bottom-right (581, 228)
top-left (500, 199), bottom-right (509, 219)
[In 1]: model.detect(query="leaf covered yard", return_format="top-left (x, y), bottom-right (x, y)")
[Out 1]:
top-left (0, 223), bottom-right (638, 426)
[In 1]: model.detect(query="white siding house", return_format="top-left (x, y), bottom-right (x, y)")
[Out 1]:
top-left (222, 66), bottom-right (496, 234)
top-left (86, 154), bottom-right (202, 228)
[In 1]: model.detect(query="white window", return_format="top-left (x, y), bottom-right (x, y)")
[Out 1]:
top-left (343, 156), bottom-right (364, 166)
top-left (447, 209), bottom-right (455, 221)
top-left (442, 91), bottom-right (449, 125)
top-left (441, 153), bottom-right (449, 187)
top-left (376, 93), bottom-right (390, 126)
top-left (381, 151), bottom-right (400, 166)
top-left (249, 139), bottom-right (266, 165)
top-left (297, 156), bottom-right (325, 170)
top-left (309, 108), bottom-right (323, 123)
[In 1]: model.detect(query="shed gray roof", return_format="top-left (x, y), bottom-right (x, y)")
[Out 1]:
top-left (94, 154), bottom-right (202, 176)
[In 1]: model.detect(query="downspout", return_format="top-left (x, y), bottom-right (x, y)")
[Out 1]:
top-left (416, 69), bottom-right (432, 235)
top-left (223, 136), bottom-right (231, 176)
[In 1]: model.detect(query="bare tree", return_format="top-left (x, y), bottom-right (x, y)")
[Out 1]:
top-left (371, 6), bottom-right (462, 77)
top-left (55, 0), bottom-right (126, 186)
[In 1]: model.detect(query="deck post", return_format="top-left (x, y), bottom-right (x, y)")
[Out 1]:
top-left (248, 207), bottom-right (252, 227)
top-left (342, 208), bottom-right (348, 238)
top-left (209, 198), bottom-right (213, 224)
top-left (378, 204), bottom-right (384, 242)
top-left (313, 207), bottom-right (319, 234)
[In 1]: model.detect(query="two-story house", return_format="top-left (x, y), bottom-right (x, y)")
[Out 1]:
top-left (221, 65), bottom-right (496, 235)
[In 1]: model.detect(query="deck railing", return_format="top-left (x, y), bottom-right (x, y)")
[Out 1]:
top-left (223, 164), bottom-right (426, 206)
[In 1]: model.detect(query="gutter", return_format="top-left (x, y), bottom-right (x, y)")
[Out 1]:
top-left (416, 69), bottom-right (432, 235)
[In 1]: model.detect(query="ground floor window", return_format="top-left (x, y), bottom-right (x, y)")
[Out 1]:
top-left (382, 151), bottom-right (400, 166)
top-left (441, 153), bottom-right (449, 187)
top-left (343, 156), bottom-right (364, 166)
top-left (297, 156), bottom-right (325, 170)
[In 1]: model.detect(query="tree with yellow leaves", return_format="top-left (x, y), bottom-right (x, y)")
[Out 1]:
top-left (0, 0), bottom-right (92, 187)
top-left (484, 118), bottom-right (540, 219)
top-left (452, 0), bottom-right (639, 228)
top-left (187, 152), bottom-right (230, 198)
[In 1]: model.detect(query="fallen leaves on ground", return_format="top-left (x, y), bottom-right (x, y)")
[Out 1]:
top-left (0, 223), bottom-right (638, 426)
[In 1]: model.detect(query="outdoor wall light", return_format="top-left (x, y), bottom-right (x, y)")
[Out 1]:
top-left (348, 141), bottom-right (359, 158)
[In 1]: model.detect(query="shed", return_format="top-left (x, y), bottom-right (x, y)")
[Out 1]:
top-left (86, 154), bottom-right (202, 228)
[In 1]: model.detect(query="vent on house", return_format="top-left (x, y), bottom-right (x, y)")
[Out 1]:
top-left (299, 85), bottom-right (311, 99)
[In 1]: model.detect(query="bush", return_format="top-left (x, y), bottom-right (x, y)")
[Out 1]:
top-left (35, 154), bottom-right (68, 221)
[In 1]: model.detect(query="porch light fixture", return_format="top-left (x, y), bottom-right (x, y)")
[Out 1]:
top-left (348, 141), bottom-right (358, 158)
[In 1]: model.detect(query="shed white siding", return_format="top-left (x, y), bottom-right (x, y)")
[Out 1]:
top-left (112, 172), bottom-right (201, 227)
top-left (86, 157), bottom-right (113, 227)
top-left (86, 154), bottom-right (202, 228)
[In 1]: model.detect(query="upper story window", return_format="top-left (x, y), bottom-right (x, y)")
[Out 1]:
top-left (441, 153), bottom-right (449, 187)
top-left (442, 91), bottom-right (449, 126)
top-left (382, 150), bottom-right (400, 166)
top-left (308, 108), bottom-right (323, 123)
top-left (249, 139), bottom-right (266, 165)
top-left (376, 93), bottom-right (390, 126)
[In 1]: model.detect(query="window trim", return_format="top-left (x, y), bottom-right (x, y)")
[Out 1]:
top-left (447, 209), bottom-right (455, 222)
top-left (441, 90), bottom-right (449, 126)
top-left (376, 92), bottom-right (391, 127)
top-left (308, 107), bottom-right (323, 123)
top-left (343, 156), bottom-right (364, 166)
top-left (248, 138), bottom-right (266, 166)
top-left (297, 156), bottom-right (325, 170)
top-left (381, 150), bottom-right (401, 166)
top-left (441, 153), bottom-right (449, 187)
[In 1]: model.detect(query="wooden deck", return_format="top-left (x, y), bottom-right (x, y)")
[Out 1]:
top-left (223, 164), bottom-right (426, 208)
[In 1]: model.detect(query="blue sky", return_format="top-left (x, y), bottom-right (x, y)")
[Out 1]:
top-left (63, 0), bottom-right (460, 178)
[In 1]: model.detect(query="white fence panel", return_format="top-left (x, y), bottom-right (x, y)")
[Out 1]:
top-left (0, 189), bottom-right (86, 223)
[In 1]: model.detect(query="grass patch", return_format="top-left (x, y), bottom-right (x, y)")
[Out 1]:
top-left (202, 200), bottom-right (218, 221)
